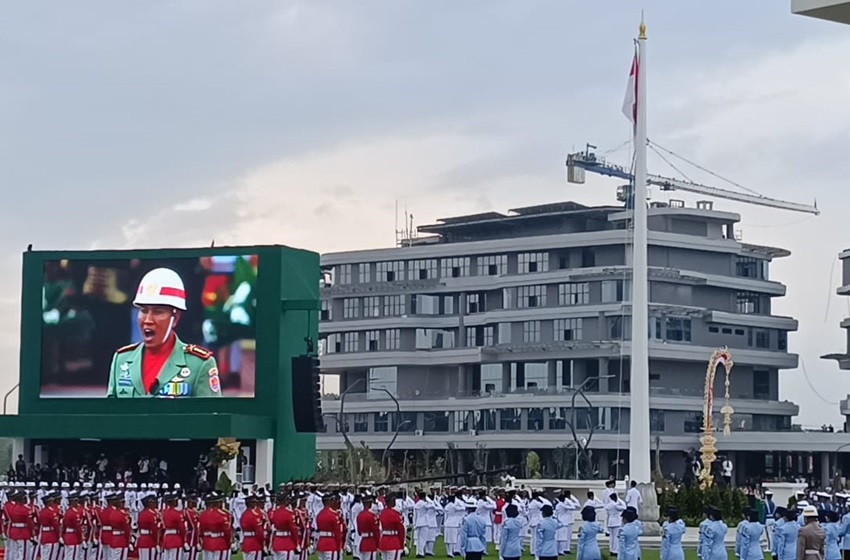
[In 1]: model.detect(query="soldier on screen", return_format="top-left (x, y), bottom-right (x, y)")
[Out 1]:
top-left (106, 268), bottom-right (221, 398)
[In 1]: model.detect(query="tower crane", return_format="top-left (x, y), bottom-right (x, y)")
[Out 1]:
top-left (566, 146), bottom-right (820, 215)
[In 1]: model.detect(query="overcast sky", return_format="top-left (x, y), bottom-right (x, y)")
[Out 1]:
top-left (2, 1), bottom-right (849, 426)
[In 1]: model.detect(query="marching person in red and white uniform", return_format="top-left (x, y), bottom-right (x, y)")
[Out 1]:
top-left (108, 493), bottom-right (132, 560)
top-left (270, 493), bottom-right (299, 560)
top-left (182, 494), bottom-right (201, 560)
top-left (136, 495), bottom-right (161, 560)
top-left (315, 494), bottom-right (344, 560)
top-left (38, 493), bottom-right (63, 560)
top-left (240, 495), bottom-right (266, 560)
top-left (62, 494), bottom-right (87, 560)
top-left (96, 493), bottom-right (115, 560)
top-left (379, 493), bottom-right (406, 560)
top-left (161, 493), bottom-right (187, 560)
top-left (356, 496), bottom-right (380, 560)
top-left (6, 490), bottom-right (38, 560)
top-left (198, 493), bottom-right (232, 560)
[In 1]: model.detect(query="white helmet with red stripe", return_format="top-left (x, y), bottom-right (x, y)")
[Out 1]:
top-left (133, 267), bottom-right (187, 311)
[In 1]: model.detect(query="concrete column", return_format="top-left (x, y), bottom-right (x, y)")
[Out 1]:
top-left (256, 439), bottom-right (275, 487)
top-left (11, 438), bottom-right (25, 463)
top-left (598, 358), bottom-right (610, 392)
top-left (547, 360), bottom-right (557, 390)
top-left (33, 444), bottom-right (47, 467)
top-left (822, 452), bottom-right (831, 489)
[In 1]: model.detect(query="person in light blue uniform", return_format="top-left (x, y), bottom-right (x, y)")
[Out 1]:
top-left (536, 505), bottom-right (562, 560)
top-left (499, 504), bottom-right (525, 560)
top-left (734, 511), bottom-right (747, 559)
top-left (702, 507), bottom-right (728, 560)
top-left (661, 507), bottom-right (685, 560)
top-left (618, 509), bottom-right (643, 560)
top-left (775, 509), bottom-right (799, 560)
top-left (839, 505), bottom-right (850, 560)
top-left (823, 510), bottom-right (842, 560)
top-left (459, 499), bottom-right (487, 560)
top-left (698, 507), bottom-right (713, 560)
top-left (771, 508), bottom-right (788, 560)
top-left (577, 506), bottom-right (604, 560)
top-left (738, 509), bottom-right (765, 560)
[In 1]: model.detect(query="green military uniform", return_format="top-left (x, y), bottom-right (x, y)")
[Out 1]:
top-left (106, 335), bottom-right (222, 398)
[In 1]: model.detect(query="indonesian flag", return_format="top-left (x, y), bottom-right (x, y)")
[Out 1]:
top-left (622, 47), bottom-right (638, 125)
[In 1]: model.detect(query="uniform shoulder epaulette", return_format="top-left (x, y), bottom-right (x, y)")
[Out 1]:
top-left (185, 344), bottom-right (213, 360)
top-left (115, 343), bottom-right (140, 355)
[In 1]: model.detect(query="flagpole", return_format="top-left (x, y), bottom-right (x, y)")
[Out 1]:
top-left (629, 19), bottom-right (651, 485)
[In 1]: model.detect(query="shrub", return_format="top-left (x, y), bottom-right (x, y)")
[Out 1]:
top-left (658, 485), bottom-right (750, 526)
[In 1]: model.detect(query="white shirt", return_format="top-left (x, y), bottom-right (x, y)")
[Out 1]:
top-left (556, 497), bottom-right (580, 526)
top-left (604, 499), bottom-right (626, 528)
top-left (625, 487), bottom-right (642, 513)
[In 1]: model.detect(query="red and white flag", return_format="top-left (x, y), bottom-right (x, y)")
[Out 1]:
top-left (622, 48), bottom-right (638, 125)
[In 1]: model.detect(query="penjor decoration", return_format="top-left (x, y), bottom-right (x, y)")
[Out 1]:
top-left (699, 347), bottom-right (734, 490)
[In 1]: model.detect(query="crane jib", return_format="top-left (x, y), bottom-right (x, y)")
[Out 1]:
top-left (565, 151), bottom-right (819, 216)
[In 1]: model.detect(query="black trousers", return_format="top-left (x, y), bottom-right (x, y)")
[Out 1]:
top-left (465, 553), bottom-right (483, 560)
top-left (540, 557), bottom-right (559, 560)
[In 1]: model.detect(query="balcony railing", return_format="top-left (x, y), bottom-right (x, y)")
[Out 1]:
top-left (321, 385), bottom-right (787, 403)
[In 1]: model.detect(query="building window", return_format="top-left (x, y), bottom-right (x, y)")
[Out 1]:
top-left (523, 321), bottom-right (541, 343)
top-left (343, 332), bottom-right (358, 352)
top-left (736, 256), bottom-right (766, 280)
top-left (499, 409), bottom-right (522, 430)
top-left (423, 412), bottom-right (449, 432)
top-left (335, 264), bottom-right (352, 285)
top-left (778, 330), bottom-right (787, 350)
top-left (393, 412), bottom-right (417, 432)
top-left (440, 257), bottom-right (471, 278)
top-left (558, 282), bottom-right (589, 306)
top-left (443, 296), bottom-right (455, 315)
top-left (665, 318), bottom-right (692, 342)
top-left (467, 293), bottom-right (483, 313)
top-left (359, 263), bottom-right (372, 284)
top-left (373, 412), bottom-right (389, 432)
top-left (483, 326), bottom-right (494, 346)
top-left (363, 296), bottom-right (381, 318)
top-left (320, 300), bottom-right (332, 321)
top-left (353, 414), bottom-right (369, 433)
top-left (650, 409), bottom-right (665, 432)
top-left (736, 291), bottom-right (762, 314)
top-left (518, 252), bottom-right (549, 274)
top-left (528, 408), bottom-right (544, 431)
top-left (412, 294), bottom-right (439, 315)
top-left (376, 261), bottom-right (404, 282)
top-left (407, 259), bottom-right (437, 280)
top-left (326, 333), bottom-right (341, 353)
top-left (343, 298), bottom-right (359, 319)
top-left (548, 407), bottom-right (567, 430)
top-left (366, 330), bottom-right (380, 352)
top-left (477, 255), bottom-right (507, 276)
top-left (753, 369), bottom-right (770, 400)
top-left (518, 285), bottom-right (547, 308)
top-left (383, 295), bottom-right (405, 316)
top-left (601, 280), bottom-right (630, 302)
top-left (684, 412), bottom-right (703, 433)
top-left (755, 329), bottom-right (770, 349)
top-left (554, 318), bottom-right (583, 342)
top-left (385, 329), bottom-right (400, 350)
top-left (465, 327), bottom-right (477, 347)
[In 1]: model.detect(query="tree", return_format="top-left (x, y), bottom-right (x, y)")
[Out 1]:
top-left (526, 451), bottom-right (542, 479)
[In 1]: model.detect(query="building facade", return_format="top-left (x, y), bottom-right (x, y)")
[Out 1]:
top-left (824, 248), bottom-right (850, 432)
top-left (317, 200), bottom-right (838, 483)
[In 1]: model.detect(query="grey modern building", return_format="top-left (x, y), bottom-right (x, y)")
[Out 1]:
top-left (318, 200), bottom-right (849, 484)
top-left (823, 248), bottom-right (850, 432)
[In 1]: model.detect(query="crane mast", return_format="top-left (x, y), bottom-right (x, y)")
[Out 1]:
top-left (566, 149), bottom-right (820, 215)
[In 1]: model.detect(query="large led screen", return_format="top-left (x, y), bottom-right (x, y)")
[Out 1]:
top-left (40, 255), bottom-right (258, 398)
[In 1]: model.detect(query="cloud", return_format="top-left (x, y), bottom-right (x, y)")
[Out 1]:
top-left (173, 198), bottom-right (213, 212)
